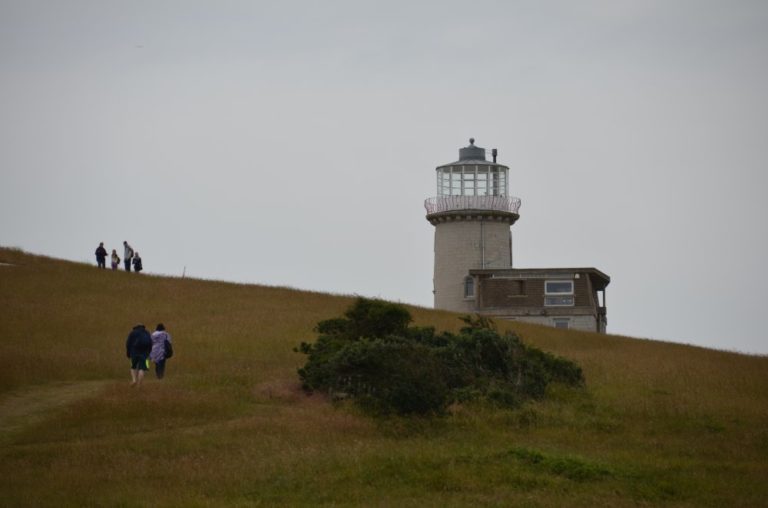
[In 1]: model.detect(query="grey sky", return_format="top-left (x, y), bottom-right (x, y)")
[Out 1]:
top-left (2, 1), bottom-right (767, 353)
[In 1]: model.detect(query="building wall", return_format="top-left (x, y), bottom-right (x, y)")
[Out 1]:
top-left (478, 275), bottom-right (592, 309)
top-left (473, 271), bottom-right (605, 333)
top-left (433, 218), bottom-right (511, 312)
top-left (494, 314), bottom-right (599, 333)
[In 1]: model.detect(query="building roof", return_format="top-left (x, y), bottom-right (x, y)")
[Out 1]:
top-left (436, 159), bottom-right (508, 169)
top-left (436, 138), bottom-right (507, 169)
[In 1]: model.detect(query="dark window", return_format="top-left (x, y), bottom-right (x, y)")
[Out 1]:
top-left (464, 276), bottom-right (475, 299)
top-left (545, 280), bottom-right (574, 294)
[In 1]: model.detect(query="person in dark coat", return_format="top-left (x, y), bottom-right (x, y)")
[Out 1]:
top-left (132, 252), bottom-right (143, 273)
top-left (95, 242), bottom-right (107, 269)
top-left (126, 324), bottom-right (152, 387)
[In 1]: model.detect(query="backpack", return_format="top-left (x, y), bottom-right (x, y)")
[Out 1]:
top-left (164, 339), bottom-right (174, 359)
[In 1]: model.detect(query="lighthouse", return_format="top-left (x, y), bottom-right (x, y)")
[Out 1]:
top-left (425, 138), bottom-right (610, 333)
top-left (425, 138), bottom-right (521, 312)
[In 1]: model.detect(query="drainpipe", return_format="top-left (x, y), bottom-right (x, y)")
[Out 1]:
top-left (480, 218), bottom-right (485, 268)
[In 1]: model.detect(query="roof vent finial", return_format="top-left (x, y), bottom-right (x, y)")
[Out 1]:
top-left (458, 138), bottom-right (486, 161)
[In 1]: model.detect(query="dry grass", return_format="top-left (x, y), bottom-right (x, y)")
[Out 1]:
top-left (1, 247), bottom-right (767, 506)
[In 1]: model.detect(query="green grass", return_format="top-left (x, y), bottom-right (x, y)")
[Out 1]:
top-left (1, 247), bottom-right (767, 506)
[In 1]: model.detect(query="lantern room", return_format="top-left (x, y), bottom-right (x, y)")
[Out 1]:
top-left (435, 138), bottom-right (509, 197)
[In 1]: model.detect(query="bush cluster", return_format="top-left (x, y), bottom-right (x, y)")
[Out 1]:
top-left (297, 298), bottom-right (584, 416)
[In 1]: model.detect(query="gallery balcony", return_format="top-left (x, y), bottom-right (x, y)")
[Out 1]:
top-left (424, 195), bottom-right (521, 214)
top-left (424, 195), bottom-right (521, 224)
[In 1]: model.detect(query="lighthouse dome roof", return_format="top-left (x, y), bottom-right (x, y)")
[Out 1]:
top-left (459, 138), bottom-right (485, 161)
top-left (436, 138), bottom-right (508, 169)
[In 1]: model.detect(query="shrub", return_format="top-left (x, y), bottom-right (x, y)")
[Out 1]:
top-left (297, 298), bottom-right (584, 416)
top-left (337, 340), bottom-right (450, 415)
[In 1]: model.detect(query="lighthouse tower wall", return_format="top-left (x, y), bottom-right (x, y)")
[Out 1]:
top-left (433, 218), bottom-right (511, 311)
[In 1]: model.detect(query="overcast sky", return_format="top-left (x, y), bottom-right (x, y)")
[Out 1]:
top-left (1, 0), bottom-right (767, 354)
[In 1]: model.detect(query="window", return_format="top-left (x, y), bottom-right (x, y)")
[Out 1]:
top-left (477, 173), bottom-right (487, 195)
top-left (545, 280), bottom-right (574, 306)
top-left (438, 172), bottom-right (450, 196)
top-left (489, 169), bottom-right (500, 196)
top-left (463, 276), bottom-right (475, 299)
top-left (553, 318), bottom-right (570, 329)
top-left (545, 281), bottom-right (574, 294)
top-left (463, 172), bottom-right (475, 194)
top-left (435, 164), bottom-right (509, 198)
top-left (451, 168), bottom-right (462, 195)
top-left (545, 296), bottom-right (574, 306)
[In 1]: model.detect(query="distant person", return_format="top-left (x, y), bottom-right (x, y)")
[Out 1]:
top-left (123, 241), bottom-right (134, 271)
top-left (150, 323), bottom-right (173, 379)
top-left (95, 242), bottom-right (107, 269)
top-left (110, 249), bottom-right (120, 270)
top-left (125, 323), bottom-right (152, 387)
top-left (132, 252), bottom-right (143, 273)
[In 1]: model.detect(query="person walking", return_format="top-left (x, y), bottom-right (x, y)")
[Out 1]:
top-left (125, 324), bottom-right (152, 387)
top-left (132, 252), bottom-right (143, 273)
top-left (110, 249), bottom-right (120, 270)
top-left (95, 242), bottom-right (107, 269)
top-left (123, 241), bottom-right (134, 271)
top-left (150, 323), bottom-right (173, 379)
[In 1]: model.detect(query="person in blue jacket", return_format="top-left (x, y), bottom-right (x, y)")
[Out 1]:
top-left (94, 242), bottom-right (107, 269)
top-left (125, 324), bottom-right (152, 387)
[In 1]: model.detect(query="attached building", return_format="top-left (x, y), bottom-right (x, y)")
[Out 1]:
top-left (469, 267), bottom-right (609, 333)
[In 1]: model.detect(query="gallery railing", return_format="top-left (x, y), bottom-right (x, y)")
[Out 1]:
top-left (424, 195), bottom-right (521, 215)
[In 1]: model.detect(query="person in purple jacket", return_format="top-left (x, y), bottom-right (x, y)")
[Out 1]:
top-left (150, 323), bottom-right (172, 379)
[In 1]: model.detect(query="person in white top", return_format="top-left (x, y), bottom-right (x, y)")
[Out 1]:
top-left (123, 241), bottom-right (134, 271)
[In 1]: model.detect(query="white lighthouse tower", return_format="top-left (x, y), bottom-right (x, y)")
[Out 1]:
top-left (425, 139), bottom-right (521, 312)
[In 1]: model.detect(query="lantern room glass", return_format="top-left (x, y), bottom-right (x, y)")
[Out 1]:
top-left (436, 165), bottom-right (508, 197)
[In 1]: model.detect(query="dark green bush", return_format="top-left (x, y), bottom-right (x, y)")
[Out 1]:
top-left (340, 297), bottom-right (412, 339)
top-left (297, 298), bottom-right (584, 416)
top-left (339, 340), bottom-right (450, 415)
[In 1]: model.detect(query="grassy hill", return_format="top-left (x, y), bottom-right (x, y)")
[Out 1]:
top-left (1, 247), bottom-right (767, 507)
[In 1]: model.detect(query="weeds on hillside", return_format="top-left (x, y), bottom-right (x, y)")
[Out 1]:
top-left (296, 298), bottom-right (585, 416)
top-left (3, 248), bottom-right (768, 505)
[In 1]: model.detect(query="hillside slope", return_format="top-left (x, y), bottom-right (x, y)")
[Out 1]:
top-left (1, 247), bottom-right (767, 507)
